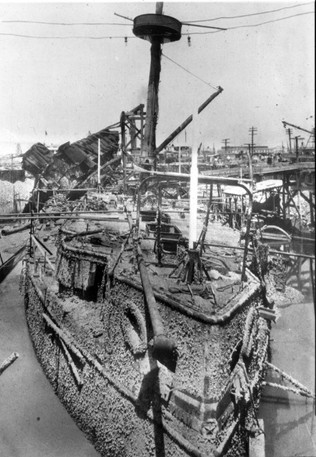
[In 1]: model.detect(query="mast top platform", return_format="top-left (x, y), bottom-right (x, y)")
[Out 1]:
top-left (133, 14), bottom-right (182, 43)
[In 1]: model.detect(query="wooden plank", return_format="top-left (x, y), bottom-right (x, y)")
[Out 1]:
top-left (60, 340), bottom-right (83, 386)
top-left (249, 419), bottom-right (265, 457)
top-left (0, 352), bottom-right (19, 376)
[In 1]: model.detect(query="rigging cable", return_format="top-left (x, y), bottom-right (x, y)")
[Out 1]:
top-left (162, 52), bottom-right (218, 91)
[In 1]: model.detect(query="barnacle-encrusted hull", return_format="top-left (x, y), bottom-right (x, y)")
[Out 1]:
top-left (23, 246), bottom-right (270, 457)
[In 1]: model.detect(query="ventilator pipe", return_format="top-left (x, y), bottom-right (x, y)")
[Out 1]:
top-left (1, 223), bottom-right (31, 236)
top-left (135, 242), bottom-right (177, 371)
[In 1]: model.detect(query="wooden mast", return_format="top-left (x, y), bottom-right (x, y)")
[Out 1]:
top-left (133, 3), bottom-right (181, 167)
top-left (142, 3), bottom-right (164, 163)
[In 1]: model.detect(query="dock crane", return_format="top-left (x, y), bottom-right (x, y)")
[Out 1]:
top-left (282, 120), bottom-right (314, 135)
top-left (282, 120), bottom-right (315, 156)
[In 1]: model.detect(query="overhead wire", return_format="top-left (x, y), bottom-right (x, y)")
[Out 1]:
top-left (1, 18), bottom-right (227, 31)
top-left (0, 32), bottom-right (137, 39)
top-left (227, 10), bottom-right (314, 30)
top-left (1, 2), bottom-right (312, 27)
top-left (182, 2), bottom-right (313, 23)
top-left (1, 20), bottom-right (131, 26)
top-left (182, 11), bottom-right (314, 35)
top-left (0, 7), bottom-right (313, 39)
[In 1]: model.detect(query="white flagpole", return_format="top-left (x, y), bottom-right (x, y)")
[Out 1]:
top-left (97, 138), bottom-right (101, 187)
top-left (189, 112), bottom-right (199, 249)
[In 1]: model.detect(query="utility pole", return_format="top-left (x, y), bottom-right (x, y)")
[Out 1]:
top-left (11, 154), bottom-right (16, 212)
top-left (294, 135), bottom-right (302, 162)
top-left (286, 128), bottom-right (293, 153)
top-left (222, 138), bottom-right (230, 164)
top-left (16, 143), bottom-right (22, 156)
top-left (245, 143), bottom-right (252, 159)
top-left (248, 126), bottom-right (257, 157)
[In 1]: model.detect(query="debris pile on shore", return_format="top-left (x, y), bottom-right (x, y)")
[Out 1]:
top-left (0, 178), bottom-right (34, 214)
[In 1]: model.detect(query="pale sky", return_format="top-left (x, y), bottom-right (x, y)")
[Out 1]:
top-left (0, 1), bottom-right (314, 155)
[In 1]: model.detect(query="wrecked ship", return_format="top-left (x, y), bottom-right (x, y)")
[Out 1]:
top-left (21, 5), bottom-right (275, 457)
top-left (21, 170), bottom-right (275, 457)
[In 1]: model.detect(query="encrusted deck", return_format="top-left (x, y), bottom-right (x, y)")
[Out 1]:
top-left (22, 212), bottom-right (271, 457)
